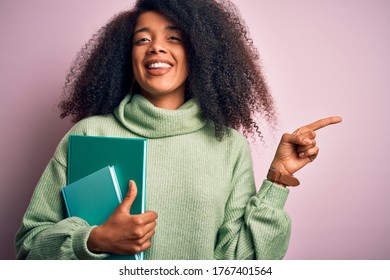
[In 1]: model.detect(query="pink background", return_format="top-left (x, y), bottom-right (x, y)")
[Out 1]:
top-left (1, 0), bottom-right (389, 259)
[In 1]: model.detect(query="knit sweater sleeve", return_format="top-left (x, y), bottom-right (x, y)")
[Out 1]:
top-left (214, 137), bottom-right (291, 260)
top-left (15, 129), bottom-right (109, 260)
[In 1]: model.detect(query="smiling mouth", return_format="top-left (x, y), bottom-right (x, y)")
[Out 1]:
top-left (144, 60), bottom-right (173, 76)
top-left (146, 62), bottom-right (172, 69)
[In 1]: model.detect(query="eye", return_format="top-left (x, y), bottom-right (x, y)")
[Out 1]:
top-left (168, 36), bottom-right (182, 42)
top-left (134, 37), bottom-right (150, 45)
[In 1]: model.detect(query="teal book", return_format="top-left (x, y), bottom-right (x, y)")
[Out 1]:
top-left (62, 166), bottom-right (122, 227)
top-left (67, 135), bottom-right (148, 260)
top-left (62, 165), bottom-right (138, 260)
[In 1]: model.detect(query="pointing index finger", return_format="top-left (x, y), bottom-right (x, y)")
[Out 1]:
top-left (306, 116), bottom-right (342, 131)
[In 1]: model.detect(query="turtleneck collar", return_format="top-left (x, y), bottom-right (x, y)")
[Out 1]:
top-left (114, 94), bottom-right (207, 138)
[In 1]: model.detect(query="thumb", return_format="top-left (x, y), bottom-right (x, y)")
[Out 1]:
top-left (119, 180), bottom-right (137, 213)
top-left (284, 133), bottom-right (313, 146)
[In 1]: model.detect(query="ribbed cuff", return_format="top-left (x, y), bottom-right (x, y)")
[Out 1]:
top-left (72, 226), bottom-right (109, 260)
top-left (256, 179), bottom-right (289, 209)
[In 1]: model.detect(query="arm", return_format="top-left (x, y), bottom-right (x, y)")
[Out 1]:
top-left (214, 116), bottom-right (342, 260)
top-left (15, 130), bottom-right (157, 259)
top-left (15, 157), bottom-right (108, 259)
top-left (214, 140), bottom-right (291, 260)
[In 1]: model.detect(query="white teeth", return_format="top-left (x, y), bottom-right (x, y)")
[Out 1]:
top-left (147, 62), bottom-right (172, 69)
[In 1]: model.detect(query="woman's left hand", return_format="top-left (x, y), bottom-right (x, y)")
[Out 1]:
top-left (270, 116), bottom-right (342, 177)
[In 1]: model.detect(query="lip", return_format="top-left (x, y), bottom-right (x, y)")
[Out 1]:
top-left (144, 59), bottom-right (173, 68)
top-left (144, 59), bottom-right (174, 76)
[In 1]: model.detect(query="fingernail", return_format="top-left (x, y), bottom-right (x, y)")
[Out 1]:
top-left (299, 152), bottom-right (305, 158)
top-left (303, 138), bottom-right (312, 144)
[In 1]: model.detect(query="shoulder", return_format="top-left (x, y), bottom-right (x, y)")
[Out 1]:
top-left (225, 128), bottom-right (251, 155)
top-left (205, 124), bottom-right (253, 168)
top-left (52, 114), bottom-right (119, 165)
top-left (68, 114), bottom-right (118, 135)
top-left (221, 128), bottom-right (255, 176)
top-left (201, 123), bottom-right (250, 154)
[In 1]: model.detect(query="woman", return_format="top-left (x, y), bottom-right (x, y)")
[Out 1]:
top-left (15, 0), bottom-right (341, 260)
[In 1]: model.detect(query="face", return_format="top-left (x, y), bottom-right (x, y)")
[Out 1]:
top-left (132, 11), bottom-right (188, 108)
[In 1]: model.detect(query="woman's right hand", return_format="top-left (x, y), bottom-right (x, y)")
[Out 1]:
top-left (87, 180), bottom-right (158, 255)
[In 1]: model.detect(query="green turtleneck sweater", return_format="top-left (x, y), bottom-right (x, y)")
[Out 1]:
top-left (15, 94), bottom-right (291, 260)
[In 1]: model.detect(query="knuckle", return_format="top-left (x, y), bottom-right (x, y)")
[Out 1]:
top-left (132, 245), bottom-right (142, 254)
top-left (134, 229), bottom-right (145, 239)
top-left (132, 241), bottom-right (151, 254)
top-left (134, 216), bottom-right (145, 225)
top-left (142, 241), bottom-right (152, 251)
top-left (300, 127), bottom-right (309, 134)
top-left (146, 211), bottom-right (158, 220)
top-left (282, 133), bottom-right (290, 140)
top-left (135, 238), bottom-right (144, 246)
top-left (125, 191), bottom-right (135, 201)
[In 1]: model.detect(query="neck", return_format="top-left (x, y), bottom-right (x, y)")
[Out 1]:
top-left (140, 90), bottom-right (185, 110)
top-left (114, 94), bottom-right (207, 138)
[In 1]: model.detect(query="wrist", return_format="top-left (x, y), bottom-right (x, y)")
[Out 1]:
top-left (87, 226), bottom-right (107, 254)
top-left (266, 166), bottom-right (300, 187)
top-left (269, 180), bottom-right (287, 188)
top-left (270, 161), bottom-right (292, 176)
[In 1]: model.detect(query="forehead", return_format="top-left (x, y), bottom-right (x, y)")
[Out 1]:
top-left (135, 10), bottom-right (175, 29)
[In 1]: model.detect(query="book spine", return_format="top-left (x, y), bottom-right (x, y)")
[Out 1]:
top-left (138, 140), bottom-right (148, 261)
top-left (109, 166), bottom-right (123, 202)
top-left (66, 136), bottom-right (73, 184)
top-left (61, 188), bottom-right (72, 217)
top-left (142, 140), bottom-right (147, 214)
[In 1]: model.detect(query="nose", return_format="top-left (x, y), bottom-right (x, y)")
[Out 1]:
top-left (147, 39), bottom-right (167, 54)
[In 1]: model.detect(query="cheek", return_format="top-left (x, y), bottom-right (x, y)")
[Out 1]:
top-left (182, 63), bottom-right (189, 82)
top-left (179, 53), bottom-right (189, 80)
top-left (131, 51), bottom-right (142, 78)
top-left (131, 49), bottom-right (142, 68)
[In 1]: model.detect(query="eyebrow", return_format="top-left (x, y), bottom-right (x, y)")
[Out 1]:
top-left (134, 25), bottom-right (180, 35)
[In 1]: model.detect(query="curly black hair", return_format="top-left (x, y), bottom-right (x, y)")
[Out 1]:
top-left (59, 0), bottom-right (277, 139)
